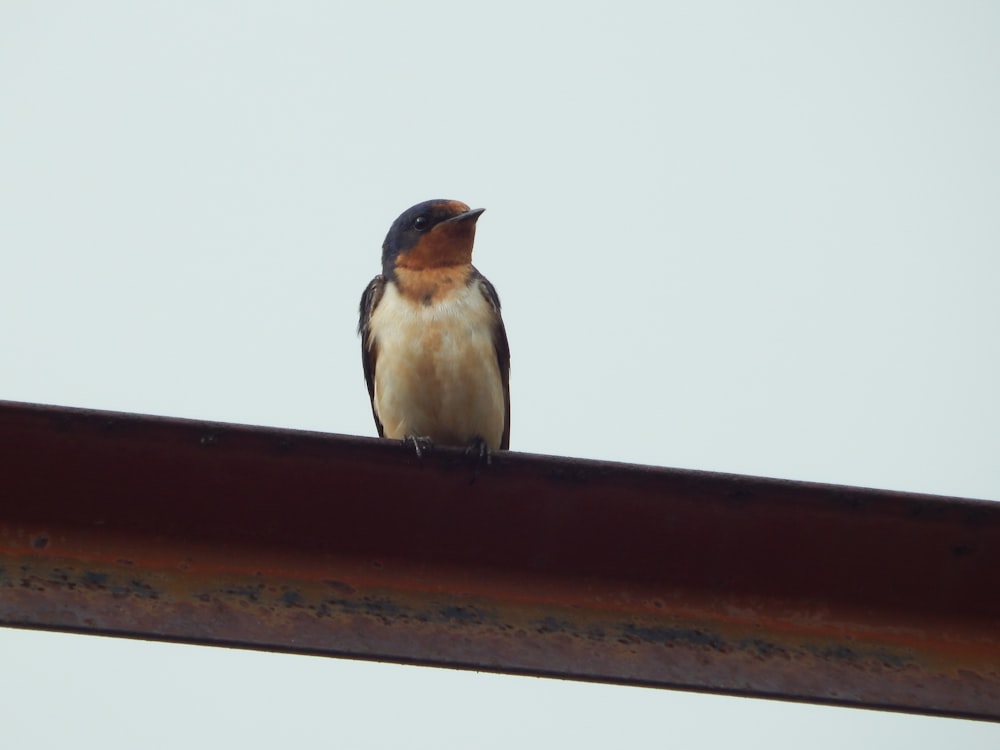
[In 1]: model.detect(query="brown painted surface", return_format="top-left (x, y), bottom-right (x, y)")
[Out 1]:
top-left (1, 400), bottom-right (998, 719)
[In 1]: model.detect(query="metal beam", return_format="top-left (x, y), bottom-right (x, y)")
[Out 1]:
top-left (1, 400), bottom-right (998, 719)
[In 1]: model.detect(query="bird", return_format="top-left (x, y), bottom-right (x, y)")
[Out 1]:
top-left (358, 199), bottom-right (510, 460)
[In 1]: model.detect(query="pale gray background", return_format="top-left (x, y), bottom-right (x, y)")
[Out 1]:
top-left (2, 2), bottom-right (999, 747)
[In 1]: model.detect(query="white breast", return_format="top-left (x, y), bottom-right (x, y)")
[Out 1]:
top-left (368, 280), bottom-right (505, 448)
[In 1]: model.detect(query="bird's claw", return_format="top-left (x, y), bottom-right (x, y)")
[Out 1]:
top-left (464, 438), bottom-right (492, 466)
top-left (402, 435), bottom-right (434, 460)
top-left (464, 437), bottom-right (493, 483)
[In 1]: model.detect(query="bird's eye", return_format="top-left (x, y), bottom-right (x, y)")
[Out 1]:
top-left (413, 215), bottom-right (429, 231)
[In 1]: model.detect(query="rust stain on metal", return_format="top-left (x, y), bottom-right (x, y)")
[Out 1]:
top-left (1, 400), bottom-right (999, 720)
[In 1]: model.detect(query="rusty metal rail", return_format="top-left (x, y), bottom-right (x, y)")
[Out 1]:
top-left (1, 400), bottom-right (998, 719)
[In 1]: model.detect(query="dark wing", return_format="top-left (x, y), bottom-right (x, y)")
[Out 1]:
top-left (358, 276), bottom-right (386, 437)
top-left (476, 271), bottom-right (511, 450)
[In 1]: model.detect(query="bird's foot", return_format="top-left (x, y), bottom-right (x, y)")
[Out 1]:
top-left (464, 437), bottom-right (493, 466)
top-left (464, 437), bottom-right (493, 483)
top-left (402, 435), bottom-right (434, 461)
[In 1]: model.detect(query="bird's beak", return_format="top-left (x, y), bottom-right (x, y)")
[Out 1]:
top-left (444, 207), bottom-right (485, 224)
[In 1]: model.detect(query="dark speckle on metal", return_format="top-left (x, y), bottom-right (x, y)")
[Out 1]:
top-left (1, 400), bottom-right (999, 720)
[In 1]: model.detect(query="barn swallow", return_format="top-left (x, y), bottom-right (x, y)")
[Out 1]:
top-left (359, 199), bottom-right (510, 459)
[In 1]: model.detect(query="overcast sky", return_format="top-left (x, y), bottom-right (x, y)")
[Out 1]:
top-left (2, 2), bottom-right (999, 747)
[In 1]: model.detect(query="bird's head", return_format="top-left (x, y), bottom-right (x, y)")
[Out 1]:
top-left (381, 199), bottom-right (485, 278)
